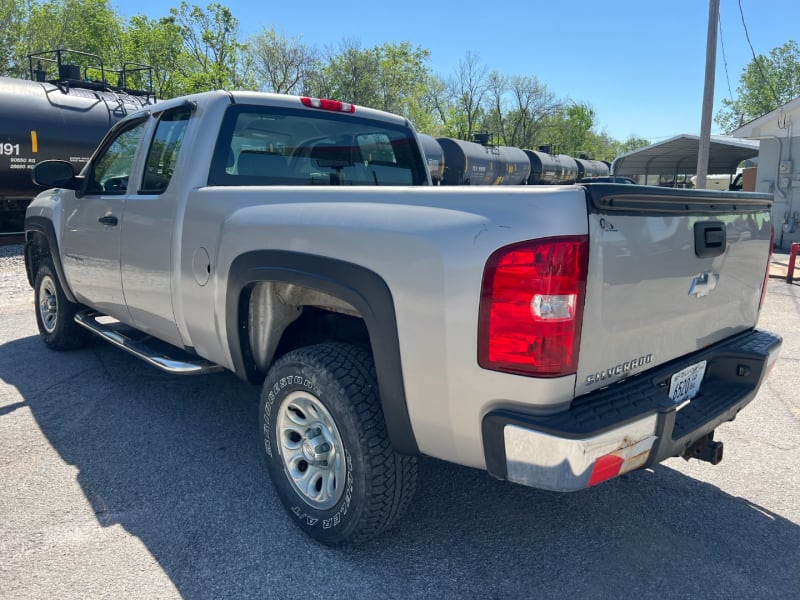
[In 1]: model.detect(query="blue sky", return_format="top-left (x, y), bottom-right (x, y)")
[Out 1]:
top-left (115, 0), bottom-right (800, 142)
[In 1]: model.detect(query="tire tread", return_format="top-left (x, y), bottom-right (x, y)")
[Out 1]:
top-left (262, 342), bottom-right (417, 546)
top-left (34, 258), bottom-right (91, 351)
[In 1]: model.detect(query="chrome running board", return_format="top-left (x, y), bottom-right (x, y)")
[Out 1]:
top-left (75, 310), bottom-right (224, 375)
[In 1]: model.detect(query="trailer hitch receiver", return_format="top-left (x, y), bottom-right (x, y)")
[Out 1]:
top-left (682, 432), bottom-right (724, 465)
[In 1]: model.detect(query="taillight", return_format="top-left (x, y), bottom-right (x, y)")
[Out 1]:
top-left (759, 225), bottom-right (774, 311)
top-left (478, 236), bottom-right (589, 377)
top-left (300, 97), bottom-right (356, 113)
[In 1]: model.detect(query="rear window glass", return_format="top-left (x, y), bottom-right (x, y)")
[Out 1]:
top-left (208, 104), bottom-right (427, 186)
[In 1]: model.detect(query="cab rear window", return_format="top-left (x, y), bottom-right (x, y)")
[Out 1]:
top-left (208, 105), bottom-right (427, 186)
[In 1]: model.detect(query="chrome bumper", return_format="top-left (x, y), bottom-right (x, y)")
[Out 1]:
top-left (482, 329), bottom-right (781, 492)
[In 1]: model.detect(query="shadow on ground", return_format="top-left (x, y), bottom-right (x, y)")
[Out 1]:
top-left (2, 335), bottom-right (798, 599)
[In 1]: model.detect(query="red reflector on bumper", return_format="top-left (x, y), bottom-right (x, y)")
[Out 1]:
top-left (588, 454), bottom-right (625, 487)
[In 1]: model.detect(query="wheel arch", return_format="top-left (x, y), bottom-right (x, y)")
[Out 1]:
top-left (24, 215), bottom-right (78, 303)
top-left (226, 250), bottom-right (419, 455)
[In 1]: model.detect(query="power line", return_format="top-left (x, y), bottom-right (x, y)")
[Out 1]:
top-left (738, 0), bottom-right (781, 107)
top-left (718, 10), bottom-right (734, 104)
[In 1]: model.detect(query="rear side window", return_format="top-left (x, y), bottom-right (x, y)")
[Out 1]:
top-left (208, 105), bottom-right (427, 186)
top-left (140, 106), bottom-right (192, 194)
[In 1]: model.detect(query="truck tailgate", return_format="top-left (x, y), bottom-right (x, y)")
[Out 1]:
top-left (576, 184), bottom-right (773, 395)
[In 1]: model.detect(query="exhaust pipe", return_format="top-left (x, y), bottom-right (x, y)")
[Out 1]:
top-left (682, 432), bottom-right (724, 465)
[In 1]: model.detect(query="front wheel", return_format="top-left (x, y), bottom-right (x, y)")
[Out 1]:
top-left (33, 258), bottom-right (91, 350)
top-left (260, 343), bottom-right (417, 546)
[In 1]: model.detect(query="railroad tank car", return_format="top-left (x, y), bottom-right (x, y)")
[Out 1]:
top-left (573, 157), bottom-right (610, 180)
top-left (492, 145), bottom-right (531, 185)
top-left (523, 150), bottom-right (580, 184)
top-left (417, 133), bottom-right (445, 184)
top-left (436, 137), bottom-right (531, 186)
top-left (0, 52), bottom-right (154, 232)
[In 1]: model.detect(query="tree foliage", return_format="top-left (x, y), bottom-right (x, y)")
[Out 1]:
top-left (122, 14), bottom-right (184, 97)
top-left (716, 40), bottom-right (800, 133)
top-left (3, 0), bottom-right (124, 78)
top-left (0, 0), bottom-right (24, 76)
top-left (445, 51), bottom-right (489, 139)
top-left (543, 103), bottom-right (596, 157)
top-left (618, 135), bottom-right (651, 154)
top-left (248, 26), bottom-right (317, 95)
top-left (168, 2), bottom-right (249, 93)
top-left (373, 42), bottom-right (431, 120)
top-left (1, 1), bottom-right (645, 159)
top-left (504, 75), bottom-right (563, 148)
top-left (309, 39), bottom-right (380, 106)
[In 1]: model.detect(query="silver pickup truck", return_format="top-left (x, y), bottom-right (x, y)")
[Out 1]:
top-left (24, 90), bottom-right (781, 546)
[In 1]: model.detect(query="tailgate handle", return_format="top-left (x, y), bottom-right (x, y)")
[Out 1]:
top-left (694, 221), bottom-right (726, 258)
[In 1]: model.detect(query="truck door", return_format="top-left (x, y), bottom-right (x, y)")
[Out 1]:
top-left (60, 116), bottom-right (148, 320)
top-left (119, 105), bottom-right (193, 347)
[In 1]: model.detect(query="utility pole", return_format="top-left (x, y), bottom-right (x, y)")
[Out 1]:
top-left (696, 0), bottom-right (720, 189)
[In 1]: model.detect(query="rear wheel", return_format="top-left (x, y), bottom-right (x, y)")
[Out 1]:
top-left (260, 343), bottom-right (417, 546)
top-left (33, 259), bottom-right (91, 350)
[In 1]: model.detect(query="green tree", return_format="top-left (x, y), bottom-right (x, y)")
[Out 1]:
top-left (618, 135), bottom-right (651, 154)
top-left (0, 0), bottom-right (24, 76)
top-left (6, 0), bottom-right (124, 79)
top-left (716, 40), bottom-right (800, 133)
top-left (248, 26), bottom-right (318, 95)
top-left (422, 75), bottom-right (453, 135)
top-left (544, 102), bottom-right (596, 156)
top-left (306, 39), bottom-right (434, 129)
top-left (309, 39), bottom-right (380, 105)
top-left (501, 75), bottom-right (562, 148)
top-left (373, 42), bottom-right (431, 118)
top-left (169, 1), bottom-right (249, 93)
top-left (122, 14), bottom-right (185, 97)
top-left (446, 51), bottom-right (488, 140)
top-left (481, 71), bottom-right (508, 144)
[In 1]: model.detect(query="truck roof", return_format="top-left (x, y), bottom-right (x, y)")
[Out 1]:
top-left (134, 89), bottom-right (411, 129)
top-left (229, 91), bottom-right (410, 127)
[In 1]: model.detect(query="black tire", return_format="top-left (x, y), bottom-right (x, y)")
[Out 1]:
top-left (260, 343), bottom-right (417, 546)
top-left (33, 258), bottom-right (91, 350)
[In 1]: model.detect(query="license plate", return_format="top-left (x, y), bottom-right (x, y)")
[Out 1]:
top-left (668, 360), bottom-right (707, 404)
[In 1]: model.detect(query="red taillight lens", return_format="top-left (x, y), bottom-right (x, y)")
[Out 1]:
top-left (759, 225), bottom-right (774, 311)
top-left (478, 236), bottom-right (589, 377)
top-left (300, 96), bottom-right (356, 113)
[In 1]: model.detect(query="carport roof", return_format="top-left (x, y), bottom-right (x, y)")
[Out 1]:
top-left (612, 134), bottom-right (759, 175)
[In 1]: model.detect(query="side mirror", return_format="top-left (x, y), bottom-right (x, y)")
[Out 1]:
top-left (32, 160), bottom-right (81, 190)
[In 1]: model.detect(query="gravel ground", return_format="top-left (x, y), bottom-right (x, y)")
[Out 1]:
top-left (0, 245), bottom-right (31, 305)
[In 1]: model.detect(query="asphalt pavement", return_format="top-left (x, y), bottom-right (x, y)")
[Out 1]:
top-left (1, 251), bottom-right (798, 599)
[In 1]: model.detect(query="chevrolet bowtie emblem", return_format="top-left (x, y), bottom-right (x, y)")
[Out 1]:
top-left (689, 272), bottom-right (719, 298)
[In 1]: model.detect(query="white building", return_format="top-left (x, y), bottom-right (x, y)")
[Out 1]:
top-left (732, 96), bottom-right (800, 248)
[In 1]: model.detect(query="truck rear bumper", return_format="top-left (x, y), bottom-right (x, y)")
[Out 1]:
top-left (481, 329), bottom-right (782, 492)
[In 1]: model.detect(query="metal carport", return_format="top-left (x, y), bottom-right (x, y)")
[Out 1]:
top-left (612, 135), bottom-right (759, 180)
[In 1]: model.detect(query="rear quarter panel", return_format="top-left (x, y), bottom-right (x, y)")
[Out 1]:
top-left (180, 185), bottom-right (589, 468)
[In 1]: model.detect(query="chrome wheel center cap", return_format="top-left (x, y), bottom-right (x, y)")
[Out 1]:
top-left (301, 439), bottom-right (316, 462)
top-left (300, 426), bottom-right (332, 466)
